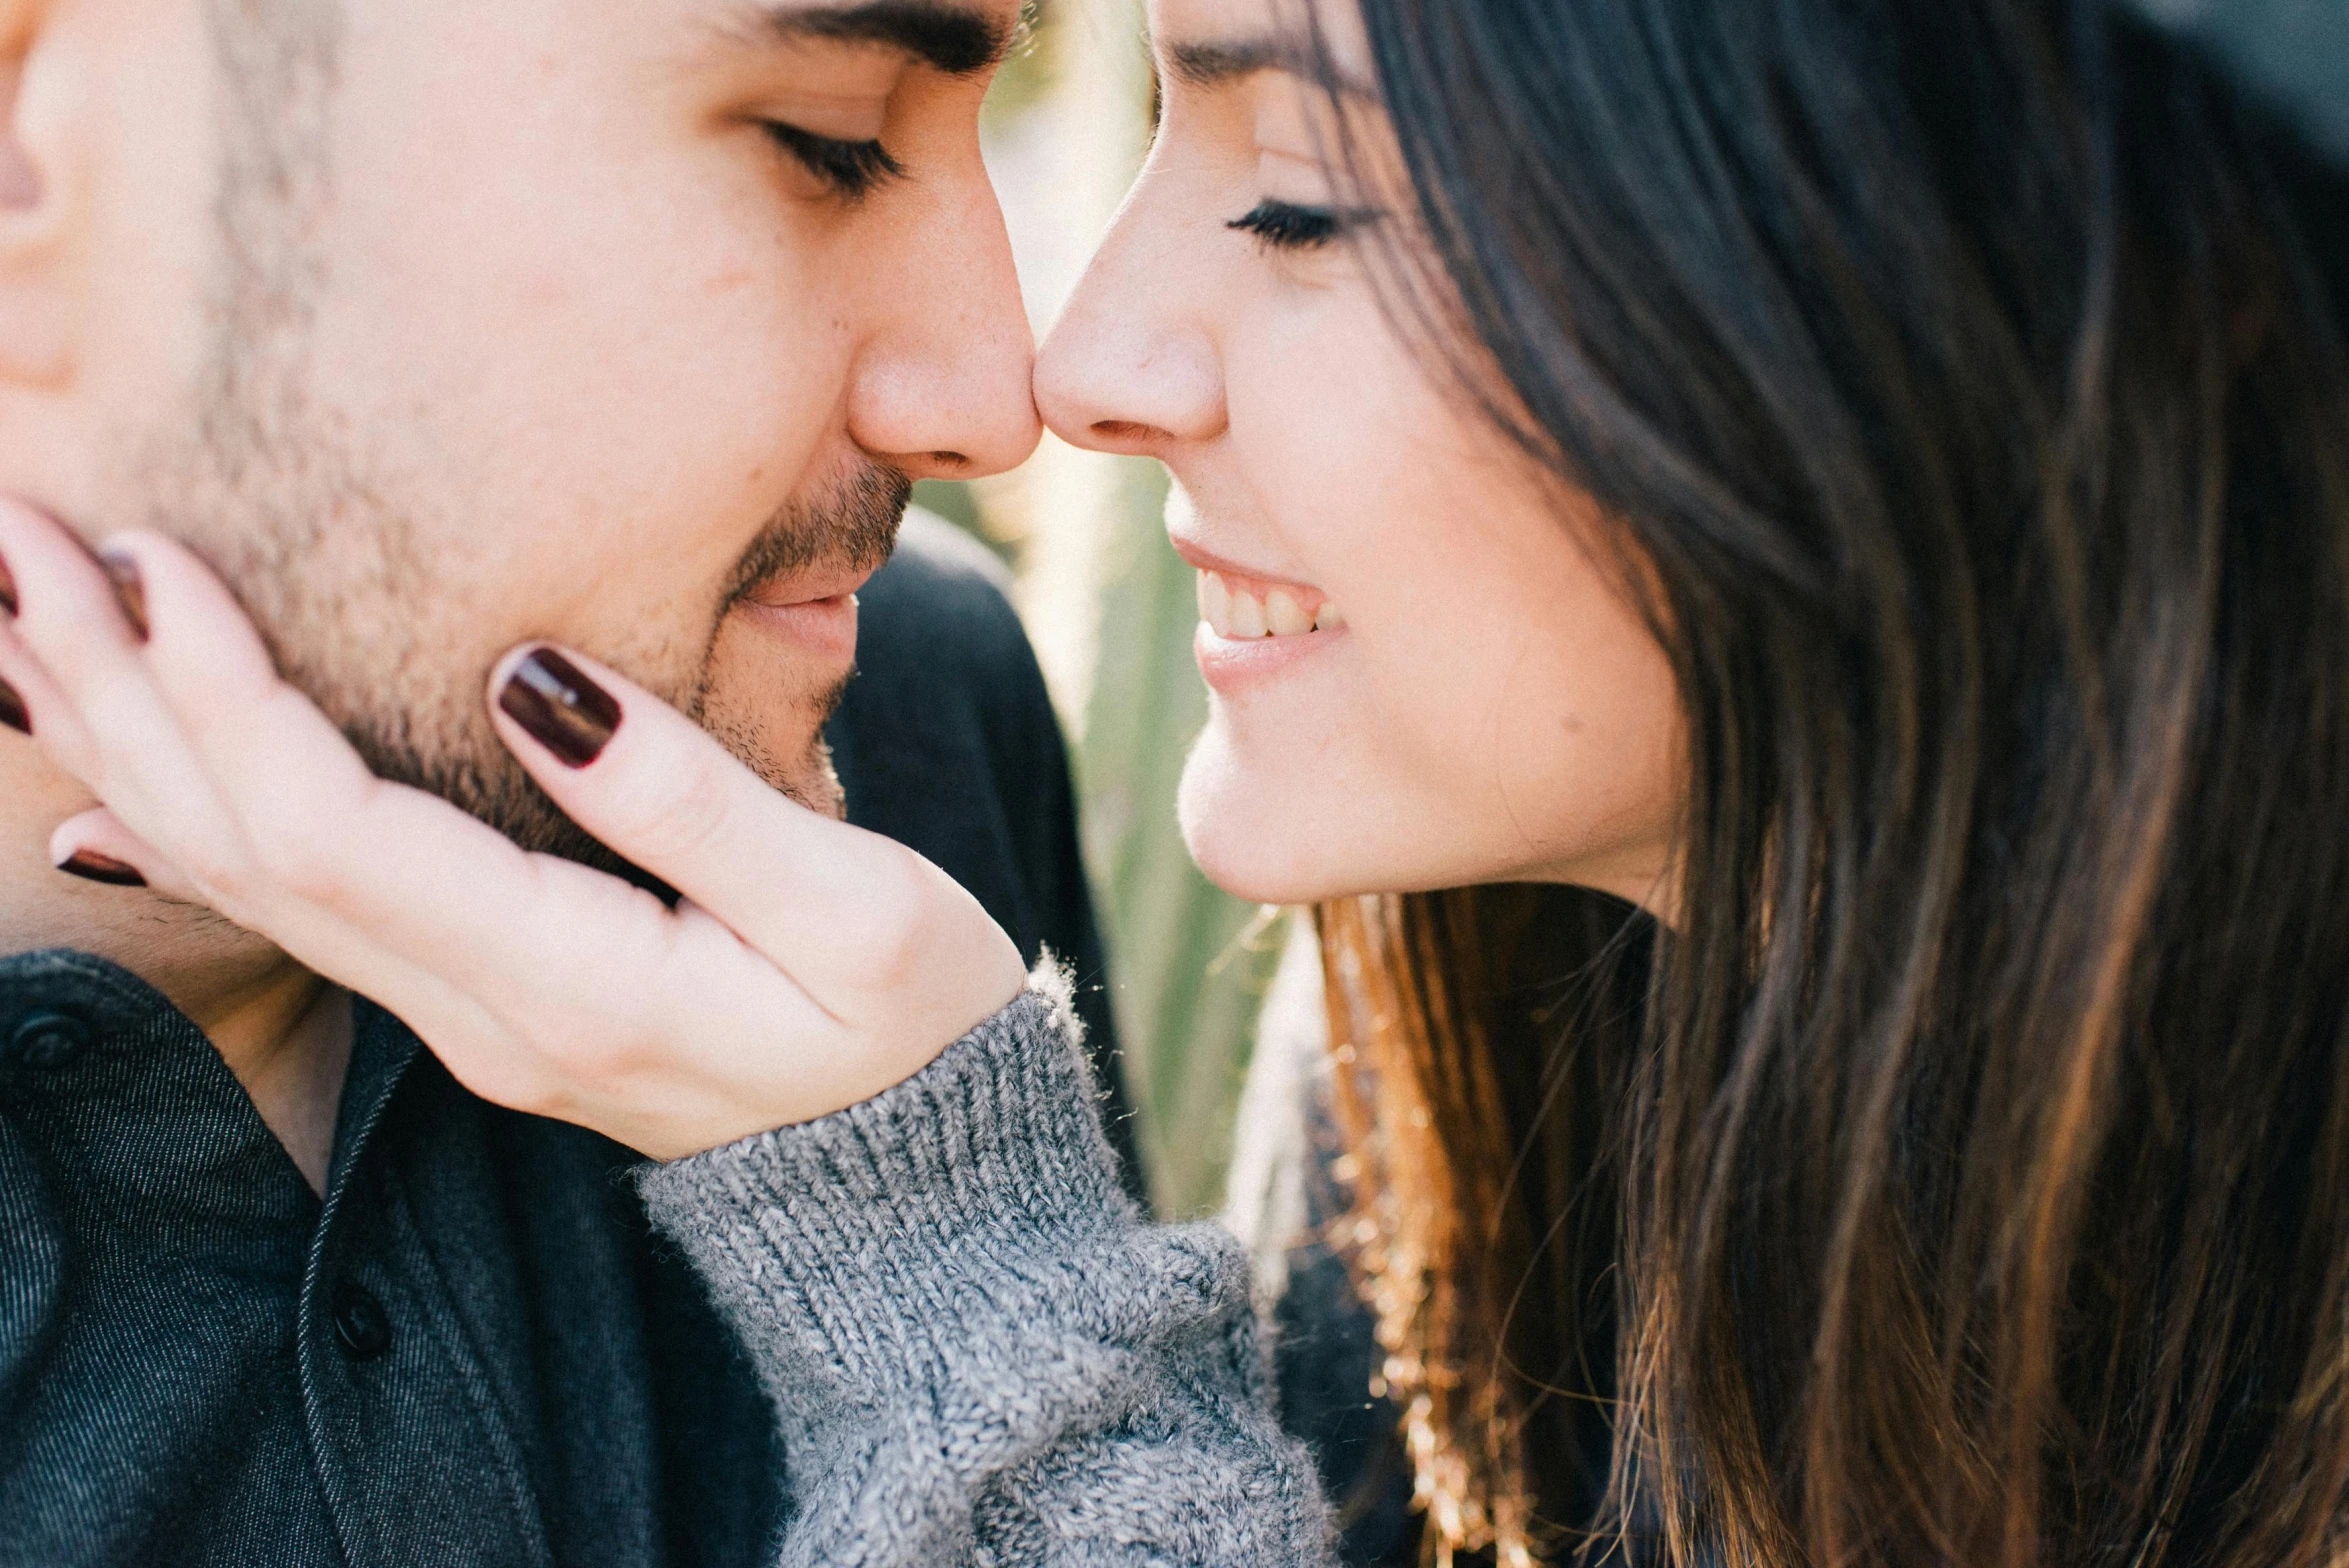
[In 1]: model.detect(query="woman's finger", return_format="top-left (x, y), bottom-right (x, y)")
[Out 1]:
top-left (0, 499), bottom-right (149, 670)
top-left (0, 552), bottom-right (264, 908)
top-left (0, 503), bottom-right (166, 784)
top-left (484, 641), bottom-right (1025, 1032)
top-left (74, 527), bottom-right (364, 810)
top-left (0, 613), bottom-right (98, 777)
top-left (47, 807), bottom-right (190, 900)
top-left (0, 512), bottom-right (358, 926)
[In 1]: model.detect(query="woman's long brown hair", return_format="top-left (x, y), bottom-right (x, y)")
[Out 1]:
top-left (1318, 888), bottom-right (1647, 1566)
top-left (1313, 1), bottom-right (2349, 1563)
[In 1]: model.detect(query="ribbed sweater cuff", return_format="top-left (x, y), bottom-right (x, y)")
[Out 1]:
top-left (633, 969), bottom-right (1139, 1408)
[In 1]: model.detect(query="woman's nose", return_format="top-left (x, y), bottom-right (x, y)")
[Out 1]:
top-left (1035, 203), bottom-right (1226, 457)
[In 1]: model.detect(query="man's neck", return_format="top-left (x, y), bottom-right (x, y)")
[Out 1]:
top-left (0, 744), bottom-right (352, 1193)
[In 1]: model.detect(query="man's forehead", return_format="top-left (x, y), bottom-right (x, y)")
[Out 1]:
top-left (721, 0), bottom-right (1026, 75)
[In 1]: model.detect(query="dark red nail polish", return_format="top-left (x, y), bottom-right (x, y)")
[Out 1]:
top-left (99, 552), bottom-right (148, 643)
top-left (498, 648), bottom-right (621, 768)
top-left (57, 850), bottom-right (147, 889)
top-left (0, 680), bottom-right (26, 736)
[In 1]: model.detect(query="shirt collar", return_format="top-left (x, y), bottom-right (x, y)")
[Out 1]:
top-left (0, 948), bottom-right (423, 1256)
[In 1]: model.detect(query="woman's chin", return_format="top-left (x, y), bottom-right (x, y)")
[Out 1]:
top-left (1177, 746), bottom-right (1350, 908)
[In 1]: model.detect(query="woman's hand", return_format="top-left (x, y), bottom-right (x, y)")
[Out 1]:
top-left (0, 498), bottom-right (1030, 1159)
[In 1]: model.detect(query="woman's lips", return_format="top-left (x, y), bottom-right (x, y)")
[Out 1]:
top-left (1193, 614), bottom-right (1347, 692)
top-left (1178, 562), bottom-right (1348, 694)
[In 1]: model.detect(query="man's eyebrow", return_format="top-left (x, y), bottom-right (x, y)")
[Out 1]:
top-left (751, 0), bottom-right (1013, 76)
top-left (1161, 34), bottom-right (1374, 98)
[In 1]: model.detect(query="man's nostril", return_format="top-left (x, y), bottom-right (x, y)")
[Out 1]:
top-left (929, 451), bottom-right (970, 471)
top-left (1092, 420), bottom-right (1158, 444)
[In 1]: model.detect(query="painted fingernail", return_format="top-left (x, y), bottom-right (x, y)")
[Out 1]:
top-left (99, 552), bottom-right (148, 643)
top-left (498, 648), bottom-right (621, 768)
top-left (57, 850), bottom-right (147, 888)
top-left (0, 679), bottom-right (27, 736)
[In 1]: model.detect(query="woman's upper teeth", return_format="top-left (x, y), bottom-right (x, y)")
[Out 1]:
top-left (1196, 570), bottom-right (1344, 640)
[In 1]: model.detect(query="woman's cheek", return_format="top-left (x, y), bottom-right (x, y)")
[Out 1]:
top-left (1187, 280), bottom-right (1675, 901)
top-left (1481, 580), bottom-right (1685, 896)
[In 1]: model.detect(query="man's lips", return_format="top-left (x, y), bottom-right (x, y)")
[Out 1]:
top-left (737, 562), bottom-right (880, 612)
top-left (729, 564), bottom-right (880, 666)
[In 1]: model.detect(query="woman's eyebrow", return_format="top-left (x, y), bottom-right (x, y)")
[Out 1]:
top-left (1159, 33), bottom-right (1375, 98)
top-left (746, 0), bottom-right (1015, 76)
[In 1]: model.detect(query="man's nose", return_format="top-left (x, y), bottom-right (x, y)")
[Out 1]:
top-left (845, 175), bottom-right (1041, 481)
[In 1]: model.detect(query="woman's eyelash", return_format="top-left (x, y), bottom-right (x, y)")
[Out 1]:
top-left (764, 123), bottom-right (905, 201)
top-left (1227, 199), bottom-right (1368, 251)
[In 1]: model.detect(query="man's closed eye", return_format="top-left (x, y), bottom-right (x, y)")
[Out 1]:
top-left (764, 122), bottom-right (906, 201)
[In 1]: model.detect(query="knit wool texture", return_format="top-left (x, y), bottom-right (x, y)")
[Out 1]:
top-left (635, 969), bottom-right (1337, 1566)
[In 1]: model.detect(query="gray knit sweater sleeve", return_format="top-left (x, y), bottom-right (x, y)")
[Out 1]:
top-left (634, 970), bottom-right (1336, 1567)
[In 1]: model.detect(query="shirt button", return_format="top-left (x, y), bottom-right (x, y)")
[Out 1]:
top-left (6, 1011), bottom-right (93, 1072)
top-left (331, 1282), bottom-right (393, 1363)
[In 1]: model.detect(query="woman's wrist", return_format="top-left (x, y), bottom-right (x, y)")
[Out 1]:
top-left (636, 968), bottom-right (1139, 1405)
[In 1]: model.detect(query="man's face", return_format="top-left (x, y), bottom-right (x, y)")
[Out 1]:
top-left (0, 0), bottom-right (1039, 858)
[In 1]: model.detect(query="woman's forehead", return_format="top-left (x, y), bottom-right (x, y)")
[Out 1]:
top-left (1146, 0), bottom-right (1374, 93)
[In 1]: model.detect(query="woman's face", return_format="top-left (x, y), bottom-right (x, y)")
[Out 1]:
top-left (1034, 0), bottom-right (1684, 912)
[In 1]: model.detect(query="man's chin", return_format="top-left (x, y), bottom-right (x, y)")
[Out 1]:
top-left (787, 743), bottom-right (850, 823)
top-left (752, 734), bottom-right (848, 823)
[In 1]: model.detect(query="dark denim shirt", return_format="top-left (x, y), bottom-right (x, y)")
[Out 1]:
top-left (0, 515), bottom-right (1131, 1567)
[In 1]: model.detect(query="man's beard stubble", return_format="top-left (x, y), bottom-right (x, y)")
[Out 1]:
top-left (389, 464), bottom-right (909, 873)
top-left (150, 405), bottom-right (909, 881)
top-left (678, 464), bottom-right (912, 822)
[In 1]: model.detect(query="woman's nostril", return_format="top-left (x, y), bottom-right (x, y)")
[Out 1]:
top-left (1092, 420), bottom-right (1159, 444)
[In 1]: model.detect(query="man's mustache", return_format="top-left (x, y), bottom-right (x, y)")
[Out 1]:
top-left (722, 464), bottom-right (911, 610)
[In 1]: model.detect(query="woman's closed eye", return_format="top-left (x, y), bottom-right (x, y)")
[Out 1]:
top-left (764, 122), bottom-right (905, 202)
top-left (1227, 198), bottom-right (1376, 251)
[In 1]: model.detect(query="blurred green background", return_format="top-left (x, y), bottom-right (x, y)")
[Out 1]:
top-left (910, 0), bottom-right (1287, 1219)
